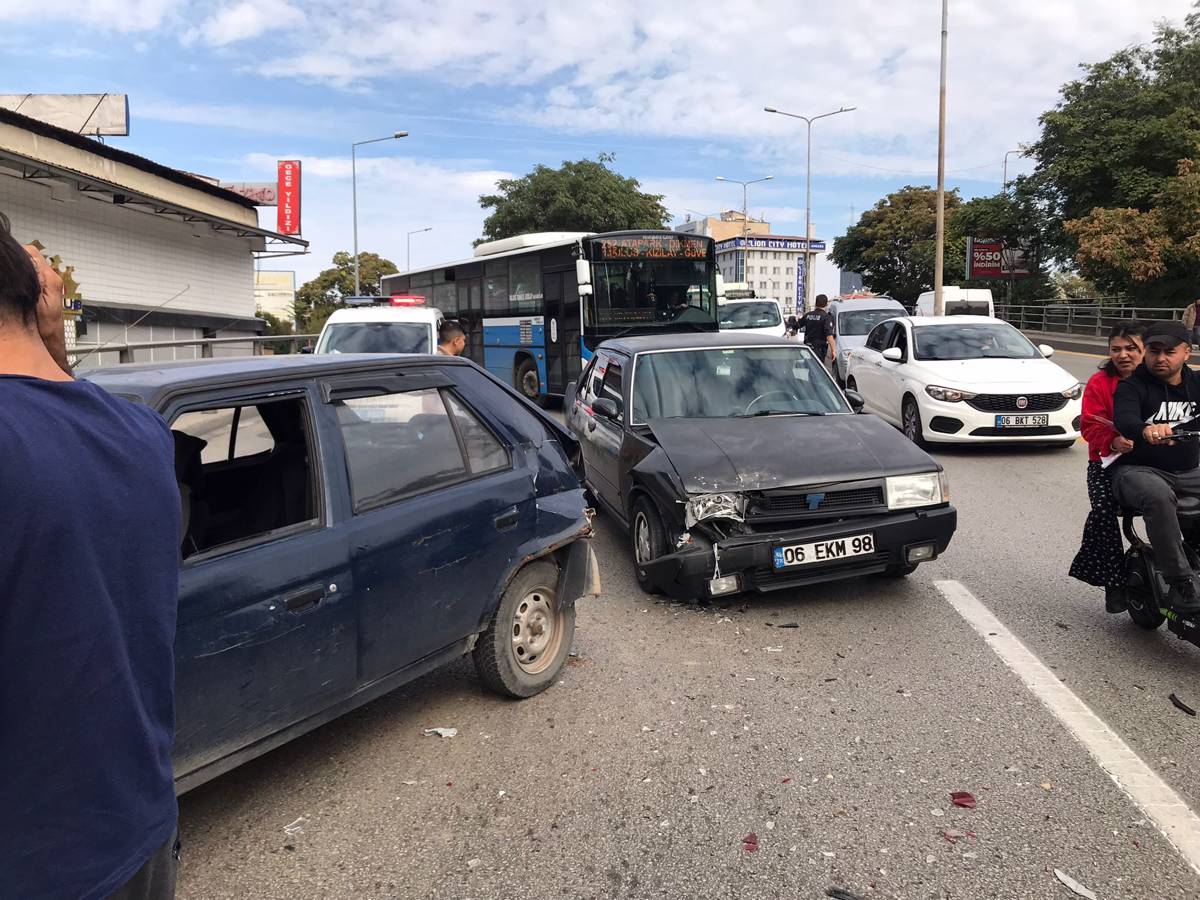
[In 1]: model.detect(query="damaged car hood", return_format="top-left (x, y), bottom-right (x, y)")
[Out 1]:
top-left (646, 415), bottom-right (937, 493)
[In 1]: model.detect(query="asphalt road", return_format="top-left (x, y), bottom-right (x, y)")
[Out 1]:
top-left (177, 351), bottom-right (1200, 899)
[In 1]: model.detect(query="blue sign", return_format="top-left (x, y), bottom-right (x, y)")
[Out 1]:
top-left (715, 236), bottom-right (826, 252)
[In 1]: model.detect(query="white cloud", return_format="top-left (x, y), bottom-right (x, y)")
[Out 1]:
top-left (0, 0), bottom-right (181, 30)
top-left (189, 0), bottom-right (302, 46)
top-left (238, 153), bottom-right (512, 284)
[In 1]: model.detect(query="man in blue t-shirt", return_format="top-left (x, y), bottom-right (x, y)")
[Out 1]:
top-left (0, 214), bottom-right (181, 899)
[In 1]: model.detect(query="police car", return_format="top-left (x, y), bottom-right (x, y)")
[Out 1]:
top-left (314, 295), bottom-right (444, 355)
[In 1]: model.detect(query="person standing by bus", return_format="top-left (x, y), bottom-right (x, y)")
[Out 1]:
top-left (801, 294), bottom-right (836, 364)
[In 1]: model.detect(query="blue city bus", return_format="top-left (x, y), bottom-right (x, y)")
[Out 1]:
top-left (380, 230), bottom-right (721, 401)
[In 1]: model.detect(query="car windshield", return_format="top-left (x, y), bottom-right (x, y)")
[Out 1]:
top-left (913, 323), bottom-right (1040, 361)
top-left (632, 347), bottom-right (850, 420)
top-left (838, 308), bottom-right (903, 336)
top-left (319, 322), bottom-right (431, 354)
top-left (719, 302), bottom-right (782, 329)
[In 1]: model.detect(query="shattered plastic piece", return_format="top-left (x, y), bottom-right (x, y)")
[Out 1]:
top-left (821, 851), bottom-right (836, 858)
top-left (423, 727), bottom-right (458, 739)
top-left (742, 832), bottom-right (759, 852)
top-left (1170, 693), bottom-right (1197, 716)
top-left (930, 809), bottom-right (945, 817)
top-left (782, 777), bottom-right (792, 784)
top-left (1054, 869), bottom-right (1096, 900)
top-left (401, 780), bottom-right (418, 786)
top-left (467, 858), bottom-right (482, 870)
top-left (825, 890), bottom-right (864, 900)
top-left (283, 817), bottom-right (305, 836)
top-left (765, 821), bottom-right (775, 831)
top-left (950, 791), bottom-right (977, 809)
top-left (942, 829), bottom-right (965, 843)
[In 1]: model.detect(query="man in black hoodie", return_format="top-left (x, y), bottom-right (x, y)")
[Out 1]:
top-left (1112, 319), bottom-right (1200, 613)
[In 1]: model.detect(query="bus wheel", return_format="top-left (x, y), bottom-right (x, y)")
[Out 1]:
top-left (516, 357), bottom-right (541, 402)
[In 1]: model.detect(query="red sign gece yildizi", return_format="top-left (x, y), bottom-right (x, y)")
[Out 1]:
top-left (277, 160), bottom-right (301, 235)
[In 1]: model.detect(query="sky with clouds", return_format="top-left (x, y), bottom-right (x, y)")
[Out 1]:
top-left (0, 0), bottom-right (1195, 295)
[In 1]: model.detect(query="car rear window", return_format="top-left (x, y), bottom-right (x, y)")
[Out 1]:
top-left (319, 322), bottom-right (431, 354)
top-left (719, 302), bottom-right (781, 329)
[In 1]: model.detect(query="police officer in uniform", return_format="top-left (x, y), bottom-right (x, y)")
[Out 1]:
top-left (801, 293), bottom-right (836, 364)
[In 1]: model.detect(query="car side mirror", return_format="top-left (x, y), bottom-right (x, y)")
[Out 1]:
top-left (882, 346), bottom-right (903, 362)
top-left (592, 397), bottom-right (621, 421)
top-left (1039, 343), bottom-right (1055, 358)
top-left (845, 389), bottom-right (866, 413)
top-left (298, 346), bottom-right (314, 354)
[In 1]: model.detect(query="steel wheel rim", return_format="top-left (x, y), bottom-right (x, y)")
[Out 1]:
top-left (904, 404), bottom-right (920, 440)
top-left (634, 512), bottom-right (652, 564)
top-left (511, 586), bottom-right (561, 675)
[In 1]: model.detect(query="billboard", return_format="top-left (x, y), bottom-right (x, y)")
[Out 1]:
top-left (221, 182), bottom-right (278, 205)
top-left (966, 237), bottom-right (1032, 279)
top-left (0, 93), bottom-right (129, 135)
top-left (277, 161), bottom-right (301, 235)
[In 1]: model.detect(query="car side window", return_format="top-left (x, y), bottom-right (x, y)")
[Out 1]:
top-left (865, 322), bottom-right (892, 351)
top-left (578, 356), bottom-right (598, 399)
top-left (600, 357), bottom-right (624, 409)
top-left (589, 353), bottom-right (609, 402)
top-left (335, 388), bottom-right (509, 513)
top-left (170, 395), bottom-right (319, 561)
top-left (888, 324), bottom-right (909, 359)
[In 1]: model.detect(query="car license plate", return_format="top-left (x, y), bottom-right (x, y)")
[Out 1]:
top-left (773, 533), bottom-right (875, 568)
top-left (995, 414), bottom-right (1049, 427)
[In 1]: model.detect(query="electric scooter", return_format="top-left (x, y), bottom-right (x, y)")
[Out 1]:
top-left (1113, 429), bottom-right (1200, 647)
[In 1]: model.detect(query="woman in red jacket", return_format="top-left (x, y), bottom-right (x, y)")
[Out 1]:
top-left (1069, 322), bottom-right (1145, 610)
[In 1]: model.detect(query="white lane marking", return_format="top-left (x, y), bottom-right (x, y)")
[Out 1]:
top-left (935, 579), bottom-right (1200, 875)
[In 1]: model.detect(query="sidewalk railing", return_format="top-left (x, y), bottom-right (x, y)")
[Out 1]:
top-left (995, 304), bottom-right (1183, 337)
top-left (72, 334), bottom-right (318, 366)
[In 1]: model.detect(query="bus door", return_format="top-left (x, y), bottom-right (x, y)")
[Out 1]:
top-left (562, 274), bottom-right (582, 375)
top-left (543, 271), bottom-right (567, 394)
top-left (457, 279), bottom-right (484, 363)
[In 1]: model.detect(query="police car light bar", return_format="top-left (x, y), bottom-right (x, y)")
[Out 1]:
top-left (389, 295), bottom-right (426, 306)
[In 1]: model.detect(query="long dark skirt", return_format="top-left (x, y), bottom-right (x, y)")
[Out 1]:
top-left (1069, 461), bottom-right (1125, 587)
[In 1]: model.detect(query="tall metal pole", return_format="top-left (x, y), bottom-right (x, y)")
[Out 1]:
top-left (406, 226), bottom-right (432, 271)
top-left (1002, 148), bottom-right (1021, 190)
top-left (352, 143), bottom-right (360, 296)
top-left (804, 117), bottom-right (813, 314)
top-left (933, 0), bottom-right (949, 317)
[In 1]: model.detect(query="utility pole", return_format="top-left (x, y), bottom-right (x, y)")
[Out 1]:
top-left (715, 175), bottom-right (772, 286)
top-left (933, 0), bottom-right (949, 317)
top-left (352, 131), bottom-right (408, 296)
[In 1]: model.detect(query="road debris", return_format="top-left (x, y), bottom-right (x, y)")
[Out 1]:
top-left (764, 821), bottom-right (775, 831)
top-left (467, 858), bottom-right (482, 870)
top-left (950, 791), bottom-right (977, 809)
top-left (1053, 868), bottom-right (1097, 900)
top-left (742, 832), bottom-right (759, 852)
top-left (1169, 693), bottom-right (1197, 716)
top-left (825, 889), bottom-right (864, 900)
top-left (423, 727), bottom-right (458, 738)
top-left (283, 817), bottom-right (305, 836)
top-left (931, 809), bottom-right (945, 817)
top-left (765, 622), bottom-right (800, 628)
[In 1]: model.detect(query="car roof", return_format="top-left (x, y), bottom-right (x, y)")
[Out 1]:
top-left (80, 354), bottom-right (470, 407)
top-left (599, 332), bottom-right (795, 354)
top-left (907, 315), bottom-right (1002, 327)
top-left (831, 299), bottom-right (906, 311)
top-left (720, 297), bottom-right (780, 305)
top-left (324, 306), bottom-right (441, 324)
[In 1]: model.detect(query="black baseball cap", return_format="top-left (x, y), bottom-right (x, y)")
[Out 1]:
top-left (1144, 320), bottom-right (1191, 348)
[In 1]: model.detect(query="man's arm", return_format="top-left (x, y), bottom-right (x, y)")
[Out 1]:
top-left (1113, 378), bottom-right (1145, 442)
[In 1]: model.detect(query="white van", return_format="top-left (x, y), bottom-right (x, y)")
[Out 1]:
top-left (915, 286), bottom-right (994, 318)
top-left (315, 298), bottom-right (444, 355)
top-left (717, 297), bottom-right (787, 338)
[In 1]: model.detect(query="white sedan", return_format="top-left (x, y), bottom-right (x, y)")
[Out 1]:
top-left (844, 315), bottom-right (1083, 447)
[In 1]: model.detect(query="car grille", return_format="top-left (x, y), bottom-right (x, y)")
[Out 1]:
top-left (966, 393), bottom-right (1067, 412)
top-left (749, 485), bottom-right (885, 518)
top-left (968, 425), bottom-right (1067, 437)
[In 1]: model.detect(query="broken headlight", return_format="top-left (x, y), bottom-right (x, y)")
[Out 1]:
top-left (684, 493), bottom-right (746, 528)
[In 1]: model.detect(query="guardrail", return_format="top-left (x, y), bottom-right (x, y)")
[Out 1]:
top-left (72, 334), bottom-right (318, 366)
top-left (995, 304), bottom-right (1183, 337)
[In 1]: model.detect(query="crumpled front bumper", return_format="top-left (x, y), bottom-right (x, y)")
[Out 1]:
top-left (641, 506), bottom-right (957, 600)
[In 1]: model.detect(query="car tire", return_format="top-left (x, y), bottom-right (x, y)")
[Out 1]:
top-left (473, 559), bottom-right (575, 698)
top-left (846, 376), bottom-right (858, 392)
top-left (902, 397), bottom-right (928, 448)
top-left (516, 357), bottom-right (541, 403)
top-left (883, 562), bottom-right (918, 578)
top-left (631, 496), bottom-right (669, 594)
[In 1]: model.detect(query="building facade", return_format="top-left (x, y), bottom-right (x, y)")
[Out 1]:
top-left (255, 270), bottom-right (297, 323)
top-left (676, 210), bottom-right (771, 242)
top-left (714, 235), bottom-right (826, 313)
top-left (0, 107), bottom-right (306, 366)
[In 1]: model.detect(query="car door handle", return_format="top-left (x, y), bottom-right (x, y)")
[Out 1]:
top-left (494, 508), bottom-right (520, 532)
top-left (283, 584), bottom-right (327, 614)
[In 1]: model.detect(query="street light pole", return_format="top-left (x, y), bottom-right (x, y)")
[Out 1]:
top-left (352, 130), bottom-right (408, 296)
top-left (1002, 148), bottom-right (1022, 190)
top-left (933, 0), bottom-right (949, 316)
top-left (715, 175), bottom-right (773, 284)
top-left (407, 226), bottom-right (432, 271)
top-left (764, 105), bottom-right (856, 312)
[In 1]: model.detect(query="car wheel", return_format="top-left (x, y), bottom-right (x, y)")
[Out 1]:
top-left (902, 397), bottom-right (927, 448)
top-left (883, 562), bottom-right (918, 578)
top-left (631, 496), bottom-right (669, 594)
top-left (516, 357), bottom-right (541, 403)
top-left (473, 559), bottom-right (575, 698)
top-left (845, 376), bottom-right (858, 392)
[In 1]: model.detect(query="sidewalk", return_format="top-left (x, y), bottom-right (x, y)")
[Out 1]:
top-left (1020, 329), bottom-right (1200, 363)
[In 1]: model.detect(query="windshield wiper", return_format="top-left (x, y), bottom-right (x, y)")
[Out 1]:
top-left (737, 410), bottom-right (827, 418)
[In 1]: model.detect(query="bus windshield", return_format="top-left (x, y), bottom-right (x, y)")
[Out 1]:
top-left (588, 258), bottom-right (716, 332)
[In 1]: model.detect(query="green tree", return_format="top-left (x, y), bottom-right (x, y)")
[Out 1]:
top-left (1026, 6), bottom-right (1200, 298)
top-left (477, 153), bottom-right (669, 243)
top-left (294, 251), bottom-right (398, 333)
top-left (256, 309), bottom-right (295, 355)
top-left (829, 186), bottom-right (964, 303)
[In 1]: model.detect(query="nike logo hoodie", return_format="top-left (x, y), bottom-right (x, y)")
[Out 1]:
top-left (1113, 362), bottom-right (1200, 472)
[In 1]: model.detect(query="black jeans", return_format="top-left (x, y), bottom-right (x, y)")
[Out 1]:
top-left (106, 832), bottom-right (178, 900)
top-left (805, 342), bottom-right (828, 363)
top-left (1111, 465), bottom-right (1200, 580)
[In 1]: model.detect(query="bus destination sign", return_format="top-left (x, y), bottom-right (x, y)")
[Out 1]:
top-left (595, 235), bottom-right (708, 260)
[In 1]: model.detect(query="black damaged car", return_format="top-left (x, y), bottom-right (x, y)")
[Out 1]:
top-left (565, 333), bottom-right (957, 600)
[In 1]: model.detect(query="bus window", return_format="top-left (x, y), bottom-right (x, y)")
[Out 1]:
top-left (509, 256), bottom-right (543, 315)
top-left (433, 281), bottom-right (456, 314)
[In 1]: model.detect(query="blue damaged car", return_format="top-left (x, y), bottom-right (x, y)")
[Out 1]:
top-left (85, 354), bottom-right (599, 793)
